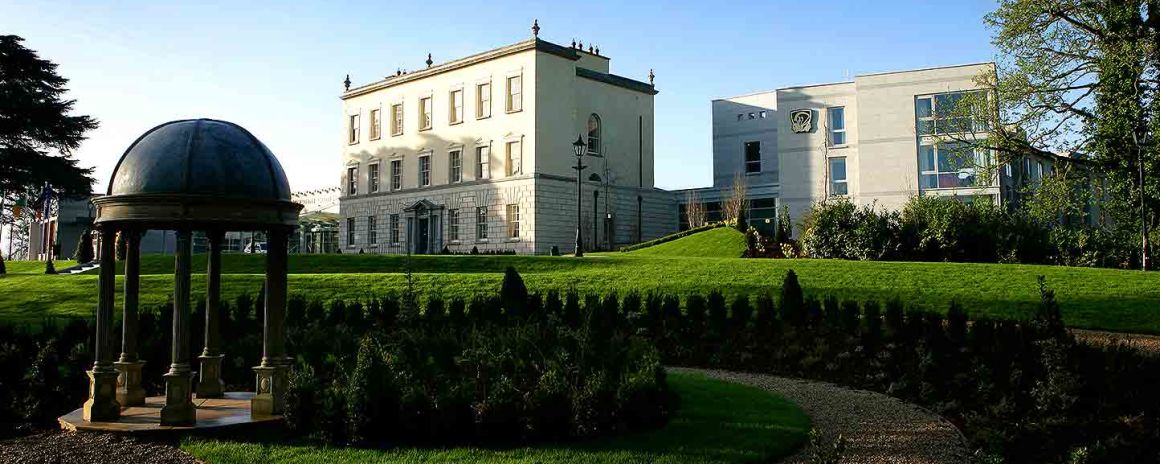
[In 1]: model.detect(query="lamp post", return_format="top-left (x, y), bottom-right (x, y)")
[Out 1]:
top-left (572, 135), bottom-right (587, 257)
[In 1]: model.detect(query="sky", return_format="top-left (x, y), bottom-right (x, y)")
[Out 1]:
top-left (2, 0), bottom-right (998, 192)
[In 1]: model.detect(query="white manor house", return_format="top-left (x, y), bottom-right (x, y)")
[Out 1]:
top-left (338, 25), bottom-right (674, 254)
top-left (338, 25), bottom-right (1029, 254)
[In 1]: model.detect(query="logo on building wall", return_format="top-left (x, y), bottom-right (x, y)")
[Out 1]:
top-left (789, 110), bottom-right (813, 133)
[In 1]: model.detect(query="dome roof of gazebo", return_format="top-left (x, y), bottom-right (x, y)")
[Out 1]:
top-left (94, 119), bottom-right (302, 229)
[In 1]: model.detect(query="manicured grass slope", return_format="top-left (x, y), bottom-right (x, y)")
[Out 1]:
top-left (626, 227), bottom-right (747, 258)
top-left (3, 260), bottom-right (77, 274)
top-left (3, 253), bottom-right (1160, 333)
top-left (181, 372), bottom-right (810, 464)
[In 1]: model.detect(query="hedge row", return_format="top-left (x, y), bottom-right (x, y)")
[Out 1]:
top-left (283, 270), bottom-right (669, 445)
top-left (4, 268), bottom-right (1159, 462)
top-left (799, 196), bottom-right (1139, 268)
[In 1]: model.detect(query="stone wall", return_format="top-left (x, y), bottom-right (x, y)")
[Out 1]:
top-left (534, 175), bottom-right (676, 255)
top-left (340, 177), bottom-right (537, 254)
top-left (339, 174), bottom-right (677, 255)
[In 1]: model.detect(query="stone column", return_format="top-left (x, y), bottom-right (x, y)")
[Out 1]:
top-left (83, 226), bottom-right (120, 422)
top-left (252, 228), bottom-right (289, 416)
top-left (197, 230), bottom-right (225, 398)
top-left (114, 229), bottom-right (146, 406)
top-left (161, 229), bottom-right (196, 426)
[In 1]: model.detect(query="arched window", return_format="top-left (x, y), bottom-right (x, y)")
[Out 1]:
top-left (587, 114), bottom-right (601, 156)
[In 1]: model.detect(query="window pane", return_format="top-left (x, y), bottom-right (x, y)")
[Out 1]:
top-left (828, 107), bottom-right (845, 131)
top-left (506, 141), bottom-right (521, 176)
top-left (939, 143), bottom-right (971, 171)
top-left (935, 93), bottom-right (962, 116)
top-left (829, 157), bottom-right (847, 181)
top-left (916, 98), bottom-right (932, 118)
top-left (919, 145), bottom-right (936, 171)
top-left (478, 83), bottom-right (491, 118)
top-left (831, 181), bottom-right (848, 196)
top-left (831, 131), bottom-right (846, 146)
top-left (917, 119), bottom-right (933, 135)
top-left (921, 174), bottom-right (938, 189)
top-left (476, 146), bottom-right (490, 179)
top-left (744, 142), bottom-right (760, 162)
top-left (938, 173), bottom-right (960, 188)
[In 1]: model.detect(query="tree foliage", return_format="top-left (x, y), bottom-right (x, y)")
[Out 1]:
top-left (0, 35), bottom-right (98, 266)
top-left (0, 35), bottom-right (97, 197)
top-left (972, 0), bottom-right (1160, 265)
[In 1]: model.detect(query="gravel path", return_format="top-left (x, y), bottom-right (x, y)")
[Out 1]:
top-left (0, 431), bottom-right (198, 464)
top-left (1073, 328), bottom-right (1160, 356)
top-left (673, 367), bottom-right (970, 464)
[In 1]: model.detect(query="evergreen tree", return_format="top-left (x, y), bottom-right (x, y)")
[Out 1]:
top-left (0, 35), bottom-right (98, 273)
top-left (735, 204), bottom-right (748, 232)
top-left (73, 227), bottom-right (93, 263)
top-left (500, 266), bottom-right (528, 317)
top-left (774, 205), bottom-right (793, 244)
top-left (780, 270), bottom-right (805, 327)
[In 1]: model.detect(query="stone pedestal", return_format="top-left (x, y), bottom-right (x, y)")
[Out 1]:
top-left (113, 361), bottom-right (146, 406)
top-left (160, 370), bottom-right (196, 426)
top-left (82, 370), bottom-right (121, 422)
top-left (250, 364), bottom-right (288, 416)
top-left (196, 354), bottom-right (225, 398)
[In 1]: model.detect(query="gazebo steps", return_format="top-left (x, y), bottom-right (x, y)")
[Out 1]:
top-left (58, 391), bottom-right (283, 436)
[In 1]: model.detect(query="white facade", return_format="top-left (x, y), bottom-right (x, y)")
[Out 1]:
top-left (339, 33), bottom-right (674, 254)
top-left (681, 62), bottom-right (998, 233)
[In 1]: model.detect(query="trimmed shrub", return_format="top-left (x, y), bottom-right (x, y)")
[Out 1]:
top-left (780, 270), bottom-right (805, 328)
top-left (73, 228), bottom-right (94, 263)
top-left (500, 267), bottom-right (528, 318)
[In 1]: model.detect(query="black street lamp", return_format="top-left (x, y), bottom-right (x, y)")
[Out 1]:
top-left (572, 135), bottom-right (587, 257)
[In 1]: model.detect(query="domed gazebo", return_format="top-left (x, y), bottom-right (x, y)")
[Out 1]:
top-left (82, 119), bottom-right (302, 426)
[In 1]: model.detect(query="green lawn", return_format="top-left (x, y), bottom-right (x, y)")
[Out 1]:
top-left (3, 250), bottom-right (1160, 333)
top-left (3, 259), bottom-right (77, 274)
top-left (181, 371), bottom-right (810, 464)
top-left (622, 227), bottom-right (747, 258)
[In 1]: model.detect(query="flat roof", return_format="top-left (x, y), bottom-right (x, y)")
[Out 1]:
top-left (342, 38), bottom-right (581, 100)
top-left (714, 61), bottom-right (995, 101)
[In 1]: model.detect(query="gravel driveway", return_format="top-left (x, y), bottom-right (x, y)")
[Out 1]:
top-left (1073, 328), bottom-right (1160, 355)
top-left (673, 367), bottom-right (970, 464)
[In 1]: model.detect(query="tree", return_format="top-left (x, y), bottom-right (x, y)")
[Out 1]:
top-left (735, 201), bottom-right (748, 232)
top-left (500, 266), bottom-right (528, 317)
top-left (0, 35), bottom-right (98, 271)
top-left (683, 189), bottom-right (706, 229)
top-left (73, 227), bottom-right (93, 263)
top-left (722, 173), bottom-right (748, 226)
top-left (965, 1), bottom-right (1160, 268)
top-left (1023, 165), bottom-right (1096, 226)
top-left (774, 205), bottom-right (793, 244)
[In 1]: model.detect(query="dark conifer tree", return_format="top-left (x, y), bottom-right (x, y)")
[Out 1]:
top-left (1, 35), bottom-right (99, 273)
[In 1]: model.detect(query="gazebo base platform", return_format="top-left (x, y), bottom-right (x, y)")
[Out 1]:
top-left (58, 392), bottom-right (283, 436)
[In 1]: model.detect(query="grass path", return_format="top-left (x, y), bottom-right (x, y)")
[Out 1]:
top-left (181, 372), bottom-right (811, 464)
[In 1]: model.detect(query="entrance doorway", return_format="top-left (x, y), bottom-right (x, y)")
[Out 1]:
top-left (416, 217), bottom-right (429, 254)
